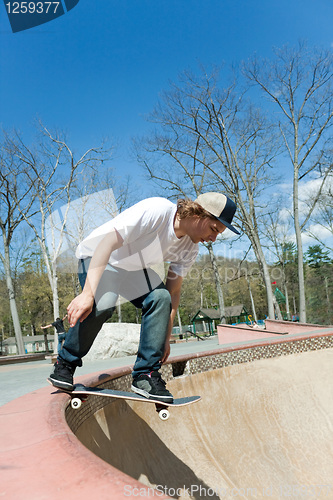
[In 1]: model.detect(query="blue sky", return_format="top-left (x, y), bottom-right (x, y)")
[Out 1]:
top-left (1, 1), bottom-right (333, 262)
top-left (1, 0), bottom-right (332, 183)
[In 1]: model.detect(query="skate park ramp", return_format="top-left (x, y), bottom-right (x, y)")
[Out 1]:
top-left (75, 348), bottom-right (333, 499)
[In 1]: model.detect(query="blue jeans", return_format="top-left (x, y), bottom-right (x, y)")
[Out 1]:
top-left (57, 332), bottom-right (66, 353)
top-left (58, 258), bottom-right (171, 377)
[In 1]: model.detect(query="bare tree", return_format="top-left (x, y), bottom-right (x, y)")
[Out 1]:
top-left (7, 124), bottom-right (112, 352)
top-left (53, 164), bottom-right (133, 325)
top-left (52, 168), bottom-right (131, 274)
top-left (245, 42), bottom-right (333, 322)
top-left (0, 143), bottom-right (36, 354)
top-left (225, 248), bottom-right (261, 322)
top-left (262, 203), bottom-right (296, 320)
top-left (135, 97), bottom-right (228, 323)
top-left (137, 67), bottom-right (281, 319)
top-left (305, 173), bottom-right (333, 252)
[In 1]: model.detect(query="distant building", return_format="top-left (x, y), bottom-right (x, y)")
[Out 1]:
top-left (191, 305), bottom-right (250, 334)
top-left (2, 335), bottom-right (55, 355)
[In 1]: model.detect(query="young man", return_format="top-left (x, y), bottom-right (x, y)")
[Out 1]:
top-left (49, 192), bottom-right (239, 402)
top-left (41, 315), bottom-right (67, 352)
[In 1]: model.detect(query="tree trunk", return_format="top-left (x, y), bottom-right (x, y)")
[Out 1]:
top-left (250, 232), bottom-right (275, 319)
top-left (177, 309), bottom-right (182, 336)
top-left (246, 276), bottom-right (258, 323)
top-left (283, 283), bottom-right (291, 320)
top-left (207, 243), bottom-right (226, 323)
top-left (324, 275), bottom-right (331, 319)
top-left (294, 167), bottom-right (307, 322)
top-left (52, 267), bottom-right (60, 354)
top-left (3, 245), bottom-right (25, 355)
top-left (117, 302), bottom-right (122, 322)
top-left (272, 294), bottom-right (283, 321)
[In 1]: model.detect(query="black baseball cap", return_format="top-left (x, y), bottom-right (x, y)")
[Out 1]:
top-left (195, 192), bottom-right (240, 235)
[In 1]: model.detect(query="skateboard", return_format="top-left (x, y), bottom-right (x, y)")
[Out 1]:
top-left (51, 382), bottom-right (201, 420)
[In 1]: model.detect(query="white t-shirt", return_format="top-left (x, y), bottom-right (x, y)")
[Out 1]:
top-left (76, 197), bottom-right (198, 277)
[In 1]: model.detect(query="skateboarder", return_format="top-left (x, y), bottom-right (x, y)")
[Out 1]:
top-left (49, 193), bottom-right (239, 402)
top-left (41, 315), bottom-right (67, 352)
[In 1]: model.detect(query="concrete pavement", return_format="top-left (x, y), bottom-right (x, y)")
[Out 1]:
top-left (0, 336), bottom-right (220, 406)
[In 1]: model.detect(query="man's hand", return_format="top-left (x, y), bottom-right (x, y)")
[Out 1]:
top-left (67, 292), bottom-right (94, 327)
top-left (160, 340), bottom-right (171, 364)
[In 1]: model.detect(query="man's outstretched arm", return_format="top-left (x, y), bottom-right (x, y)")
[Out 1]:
top-left (67, 229), bottom-right (123, 327)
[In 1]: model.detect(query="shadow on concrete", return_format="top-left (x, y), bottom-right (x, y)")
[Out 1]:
top-left (76, 400), bottom-right (219, 499)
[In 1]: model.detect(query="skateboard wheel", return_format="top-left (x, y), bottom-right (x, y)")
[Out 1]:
top-left (158, 409), bottom-right (170, 421)
top-left (71, 397), bottom-right (82, 409)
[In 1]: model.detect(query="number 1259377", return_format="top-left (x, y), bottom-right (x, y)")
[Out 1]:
top-left (5, 2), bottom-right (60, 14)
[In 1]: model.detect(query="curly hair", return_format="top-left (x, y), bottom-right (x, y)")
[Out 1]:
top-left (176, 198), bottom-right (214, 220)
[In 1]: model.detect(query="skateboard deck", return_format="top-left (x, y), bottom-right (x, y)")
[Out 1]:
top-left (51, 381), bottom-right (201, 420)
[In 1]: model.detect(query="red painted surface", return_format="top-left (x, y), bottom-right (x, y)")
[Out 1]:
top-left (217, 320), bottom-right (333, 346)
top-left (1, 321), bottom-right (333, 499)
top-left (0, 366), bottom-right (170, 499)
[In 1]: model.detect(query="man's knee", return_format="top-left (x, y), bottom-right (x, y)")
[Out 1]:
top-left (147, 287), bottom-right (171, 310)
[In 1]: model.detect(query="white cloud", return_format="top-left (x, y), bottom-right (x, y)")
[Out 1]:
top-left (278, 207), bottom-right (292, 223)
top-left (306, 223), bottom-right (333, 240)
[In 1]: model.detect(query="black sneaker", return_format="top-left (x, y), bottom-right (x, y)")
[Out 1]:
top-left (48, 358), bottom-right (76, 391)
top-left (131, 371), bottom-right (173, 403)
